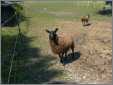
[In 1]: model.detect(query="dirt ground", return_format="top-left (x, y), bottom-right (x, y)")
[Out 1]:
top-left (42, 20), bottom-right (112, 84)
top-left (25, 19), bottom-right (112, 84)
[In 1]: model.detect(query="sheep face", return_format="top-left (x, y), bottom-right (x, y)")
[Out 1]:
top-left (46, 28), bottom-right (58, 41)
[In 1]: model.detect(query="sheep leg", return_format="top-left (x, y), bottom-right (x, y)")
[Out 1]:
top-left (83, 21), bottom-right (85, 26)
top-left (64, 52), bottom-right (67, 57)
top-left (59, 53), bottom-right (64, 63)
top-left (84, 20), bottom-right (86, 25)
top-left (86, 20), bottom-right (88, 24)
top-left (71, 43), bottom-right (75, 58)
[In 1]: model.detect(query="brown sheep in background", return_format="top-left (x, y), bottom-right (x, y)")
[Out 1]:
top-left (46, 28), bottom-right (75, 64)
top-left (81, 14), bottom-right (90, 26)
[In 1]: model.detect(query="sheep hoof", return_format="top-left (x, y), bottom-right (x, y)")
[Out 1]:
top-left (60, 59), bottom-right (63, 63)
top-left (72, 53), bottom-right (75, 59)
top-left (60, 58), bottom-right (64, 63)
top-left (72, 53), bottom-right (74, 56)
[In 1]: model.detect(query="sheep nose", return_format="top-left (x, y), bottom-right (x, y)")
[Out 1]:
top-left (49, 36), bottom-right (54, 40)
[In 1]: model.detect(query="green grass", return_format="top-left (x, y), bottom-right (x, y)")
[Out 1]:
top-left (1, 26), bottom-right (63, 84)
top-left (24, 1), bottom-right (111, 21)
top-left (1, 1), bottom-right (112, 84)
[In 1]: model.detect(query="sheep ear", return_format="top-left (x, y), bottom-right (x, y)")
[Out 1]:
top-left (45, 29), bottom-right (50, 33)
top-left (55, 28), bottom-right (58, 33)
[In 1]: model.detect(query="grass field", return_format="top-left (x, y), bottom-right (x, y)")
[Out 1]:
top-left (1, 1), bottom-right (112, 84)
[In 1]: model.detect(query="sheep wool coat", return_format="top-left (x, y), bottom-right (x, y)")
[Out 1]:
top-left (49, 32), bottom-right (74, 55)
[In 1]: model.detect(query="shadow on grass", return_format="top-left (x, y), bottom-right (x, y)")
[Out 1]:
top-left (83, 23), bottom-right (91, 27)
top-left (61, 52), bottom-right (81, 65)
top-left (1, 34), bottom-right (63, 84)
top-left (47, 80), bottom-right (78, 84)
top-left (97, 8), bottom-right (112, 16)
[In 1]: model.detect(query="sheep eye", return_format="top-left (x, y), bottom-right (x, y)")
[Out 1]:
top-left (53, 30), bottom-right (56, 33)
